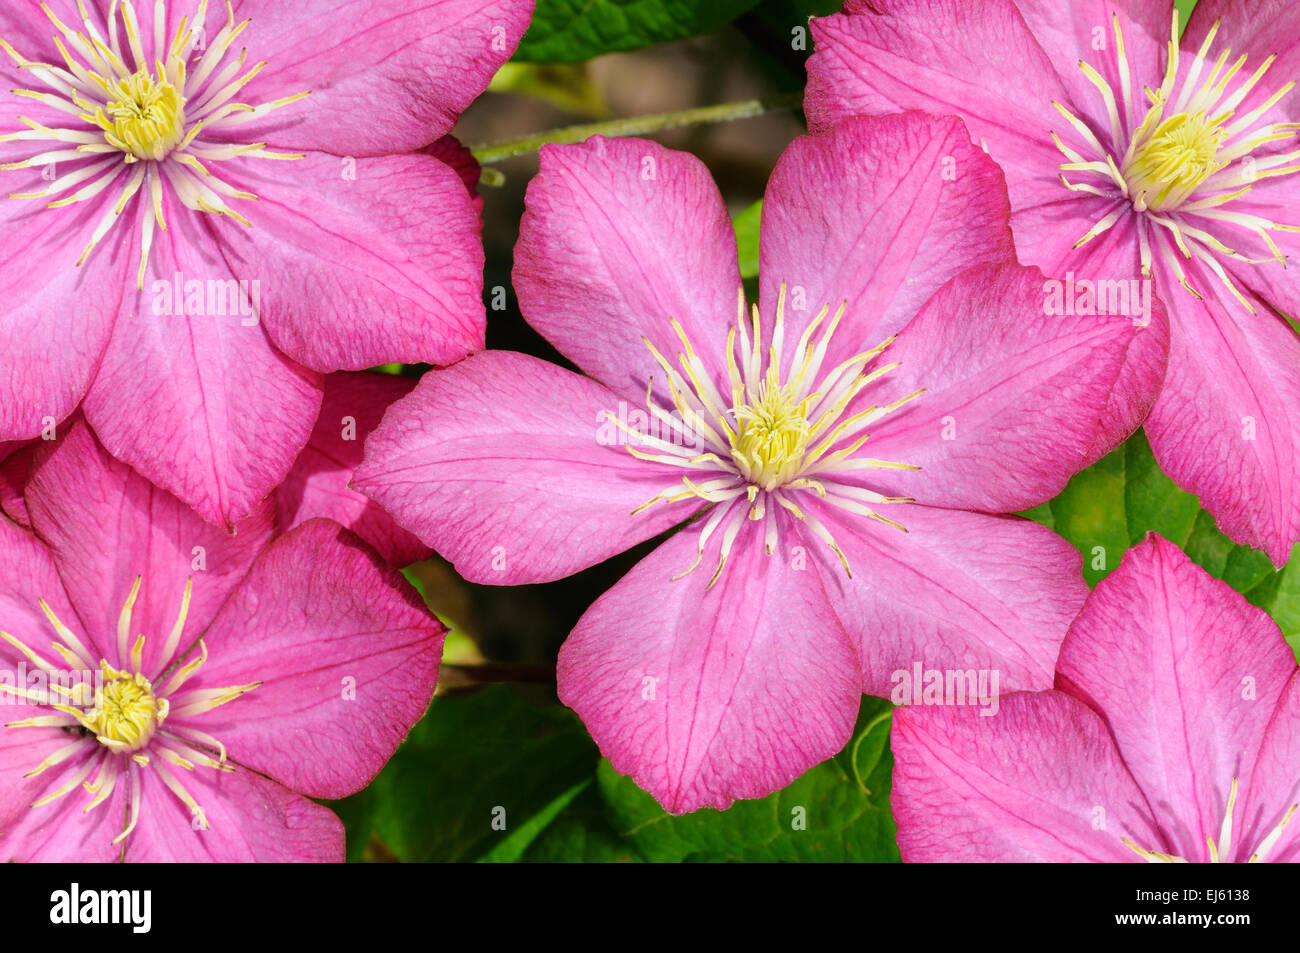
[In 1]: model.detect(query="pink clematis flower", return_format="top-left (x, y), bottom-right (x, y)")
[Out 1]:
top-left (892, 534), bottom-right (1299, 863)
top-left (0, 0), bottom-right (533, 526)
top-left (0, 423), bottom-right (444, 861)
top-left (355, 116), bottom-right (1162, 813)
top-left (808, 0), bottom-right (1300, 564)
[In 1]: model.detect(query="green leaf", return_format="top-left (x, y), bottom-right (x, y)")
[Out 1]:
top-left (1267, 565), bottom-right (1300, 653)
top-left (520, 785), bottom-right (647, 862)
top-left (479, 778), bottom-right (593, 863)
top-left (596, 697), bottom-right (901, 861)
top-left (1039, 444), bottom-right (1128, 588)
top-left (366, 686), bottom-right (600, 862)
top-left (1025, 430), bottom-right (1300, 660)
top-left (515, 0), bottom-right (763, 63)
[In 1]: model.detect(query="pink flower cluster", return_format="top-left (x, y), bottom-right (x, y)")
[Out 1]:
top-left (0, 0), bottom-right (531, 861)
top-left (1, 0), bottom-right (1296, 863)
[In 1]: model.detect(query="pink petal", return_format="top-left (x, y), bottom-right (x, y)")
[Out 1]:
top-left (758, 114), bottom-right (1015, 370)
top-left (354, 351), bottom-right (703, 584)
top-left (1185, 0), bottom-right (1300, 124)
top-left (0, 4), bottom-right (64, 63)
top-left (229, 0), bottom-right (534, 154)
top-left (0, 4), bottom-right (88, 135)
top-left (1209, 174), bottom-right (1300, 324)
top-left (1144, 258), bottom-right (1300, 565)
top-left (0, 520), bottom-right (108, 858)
top-left (0, 442), bottom-right (35, 528)
top-left (0, 747), bottom-right (124, 863)
top-left (1056, 535), bottom-right (1298, 861)
top-left (1010, 0), bottom-right (1172, 126)
top-left (0, 10), bottom-right (130, 442)
top-left (859, 262), bottom-right (1165, 511)
top-left (1242, 671), bottom-right (1300, 863)
top-left (558, 509), bottom-right (861, 814)
top-left (514, 136), bottom-right (742, 405)
top-left (0, 172), bottom-right (129, 442)
top-left (891, 692), bottom-right (1158, 862)
top-left (82, 215), bottom-right (323, 528)
top-left (125, 767), bottom-right (344, 862)
top-left (24, 423), bottom-right (277, 677)
top-left (0, 508), bottom-right (93, 662)
top-left (426, 134), bottom-right (484, 216)
top-left (0, 734), bottom-right (100, 860)
top-left (989, 141), bottom-right (1170, 468)
top-left (816, 502), bottom-right (1087, 695)
top-left (215, 151), bottom-right (485, 371)
top-left (1008, 205), bottom-right (1171, 460)
top-left (277, 372), bottom-right (430, 567)
top-left (0, 11), bottom-right (129, 443)
top-left (183, 519), bottom-right (444, 800)
top-left (806, 1), bottom-right (1073, 211)
top-left (1011, 196), bottom-right (1137, 277)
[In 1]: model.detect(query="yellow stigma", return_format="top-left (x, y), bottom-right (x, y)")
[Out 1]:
top-left (1123, 109), bottom-right (1230, 210)
top-left (100, 67), bottom-right (187, 162)
top-left (86, 664), bottom-right (165, 752)
top-left (731, 366), bottom-right (814, 491)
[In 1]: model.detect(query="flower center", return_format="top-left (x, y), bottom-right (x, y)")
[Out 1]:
top-left (102, 66), bottom-right (187, 161)
top-left (1, 576), bottom-right (260, 848)
top-left (87, 666), bottom-right (163, 752)
top-left (731, 368), bottom-right (813, 491)
top-left (1051, 9), bottom-right (1300, 311)
top-left (1122, 110), bottom-right (1230, 209)
top-left (0, 0), bottom-right (309, 287)
top-left (612, 283), bottom-right (922, 586)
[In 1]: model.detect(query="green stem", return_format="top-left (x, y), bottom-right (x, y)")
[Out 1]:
top-left (469, 93), bottom-right (802, 165)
